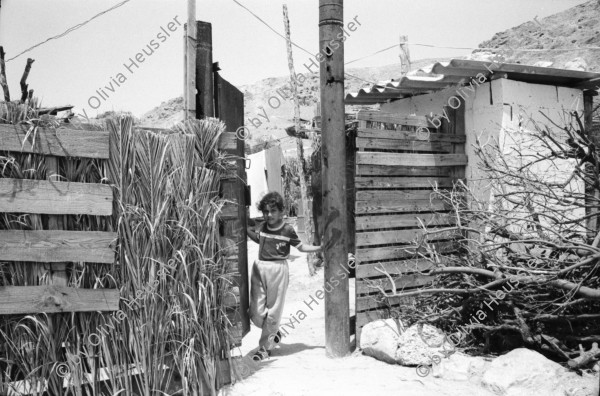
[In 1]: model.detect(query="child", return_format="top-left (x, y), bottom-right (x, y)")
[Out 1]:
top-left (247, 192), bottom-right (322, 361)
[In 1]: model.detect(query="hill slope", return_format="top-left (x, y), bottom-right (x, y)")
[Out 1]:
top-left (138, 58), bottom-right (457, 143)
top-left (140, 0), bottom-right (600, 139)
top-left (474, 0), bottom-right (600, 71)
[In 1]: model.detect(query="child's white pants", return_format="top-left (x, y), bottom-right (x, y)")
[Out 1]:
top-left (249, 259), bottom-right (289, 350)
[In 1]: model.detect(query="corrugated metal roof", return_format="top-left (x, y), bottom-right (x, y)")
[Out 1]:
top-left (345, 59), bottom-right (600, 105)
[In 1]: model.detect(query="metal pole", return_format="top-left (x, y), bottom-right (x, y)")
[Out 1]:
top-left (319, 0), bottom-right (350, 357)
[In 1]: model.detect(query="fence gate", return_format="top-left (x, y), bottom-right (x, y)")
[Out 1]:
top-left (353, 107), bottom-right (467, 342)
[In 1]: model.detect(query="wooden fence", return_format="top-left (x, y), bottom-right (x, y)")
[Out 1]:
top-left (353, 107), bottom-right (466, 341)
top-left (0, 122), bottom-right (119, 314)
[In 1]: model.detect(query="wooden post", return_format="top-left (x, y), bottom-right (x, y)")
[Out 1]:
top-left (184, 0), bottom-right (196, 120)
top-left (584, 90), bottom-right (598, 242)
top-left (319, 0), bottom-right (350, 357)
top-left (282, 4), bottom-right (316, 275)
top-left (0, 46), bottom-right (10, 101)
top-left (196, 21), bottom-right (214, 118)
top-left (399, 35), bottom-right (411, 76)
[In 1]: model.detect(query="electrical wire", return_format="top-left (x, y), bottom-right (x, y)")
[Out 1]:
top-left (231, 0), bottom-right (315, 58)
top-left (345, 44), bottom-right (397, 65)
top-left (6, 0), bottom-right (131, 62)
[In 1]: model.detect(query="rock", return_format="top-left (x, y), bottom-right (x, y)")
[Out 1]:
top-left (394, 323), bottom-right (454, 366)
top-left (481, 348), bottom-right (599, 396)
top-left (533, 61), bottom-right (554, 68)
top-left (432, 352), bottom-right (490, 383)
top-left (360, 318), bottom-right (401, 364)
top-left (564, 57), bottom-right (588, 71)
top-left (469, 51), bottom-right (506, 63)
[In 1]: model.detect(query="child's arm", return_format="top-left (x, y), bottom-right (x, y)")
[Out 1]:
top-left (247, 218), bottom-right (261, 243)
top-left (296, 243), bottom-right (322, 253)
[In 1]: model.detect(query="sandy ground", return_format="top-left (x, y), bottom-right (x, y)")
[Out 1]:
top-left (218, 234), bottom-right (496, 396)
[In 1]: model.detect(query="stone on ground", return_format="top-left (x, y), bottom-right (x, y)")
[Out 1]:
top-left (481, 348), bottom-right (598, 396)
top-left (395, 323), bottom-right (454, 366)
top-left (359, 318), bottom-right (401, 364)
top-left (432, 351), bottom-right (490, 383)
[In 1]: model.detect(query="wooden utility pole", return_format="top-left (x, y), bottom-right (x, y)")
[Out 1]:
top-left (196, 21), bottom-right (214, 118)
top-left (184, 0), bottom-right (196, 120)
top-left (319, 0), bottom-right (349, 357)
top-left (282, 4), bottom-right (316, 276)
top-left (399, 35), bottom-right (411, 76)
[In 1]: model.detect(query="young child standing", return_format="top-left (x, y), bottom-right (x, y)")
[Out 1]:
top-left (247, 192), bottom-right (322, 361)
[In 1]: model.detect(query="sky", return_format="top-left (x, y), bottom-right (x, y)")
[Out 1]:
top-left (0, 0), bottom-right (587, 117)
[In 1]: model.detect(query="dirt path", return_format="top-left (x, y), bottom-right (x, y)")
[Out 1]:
top-left (219, 235), bottom-right (496, 396)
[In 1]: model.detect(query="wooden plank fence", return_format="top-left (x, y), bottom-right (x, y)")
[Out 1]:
top-left (0, 124), bottom-right (118, 315)
top-left (353, 106), bottom-right (466, 341)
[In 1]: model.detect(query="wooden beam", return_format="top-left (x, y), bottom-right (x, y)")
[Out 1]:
top-left (355, 240), bottom-right (458, 263)
top-left (0, 178), bottom-right (113, 215)
top-left (584, 91), bottom-right (598, 242)
top-left (184, 0), bottom-right (197, 120)
top-left (358, 128), bottom-right (465, 143)
top-left (0, 46), bottom-right (10, 101)
top-left (356, 164), bottom-right (451, 177)
top-left (356, 259), bottom-right (434, 278)
top-left (355, 175), bottom-right (454, 188)
top-left (0, 124), bottom-right (109, 158)
top-left (357, 110), bottom-right (429, 127)
top-left (196, 21), bottom-right (214, 118)
top-left (356, 137), bottom-right (452, 152)
top-left (356, 152), bottom-right (468, 167)
top-left (320, 0), bottom-right (349, 358)
top-left (356, 295), bottom-right (416, 312)
top-left (356, 228), bottom-right (457, 247)
top-left (0, 230), bottom-right (116, 263)
top-left (218, 132), bottom-right (238, 151)
top-left (0, 286), bottom-right (119, 314)
top-left (355, 212), bottom-right (455, 231)
top-left (356, 274), bottom-right (434, 295)
top-left (355, 198), bottom-right (448, 214)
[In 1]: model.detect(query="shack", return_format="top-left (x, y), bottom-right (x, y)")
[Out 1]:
top-left (345, 59), bottom-right (600, 341)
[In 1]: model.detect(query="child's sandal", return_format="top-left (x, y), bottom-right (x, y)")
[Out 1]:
top-left (251, 347), bottom-right (271, 362)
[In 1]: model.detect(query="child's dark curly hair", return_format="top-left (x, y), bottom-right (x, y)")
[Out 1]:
top-left (257, 191), bottom-right (284, 212)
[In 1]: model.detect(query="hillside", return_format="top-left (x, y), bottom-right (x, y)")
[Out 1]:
top-left (140, 0), bottom-right (600, 142)
top-left (138, 58), bottom-right (457, 144)
top-left (474, 0), bottom-right (600, 71)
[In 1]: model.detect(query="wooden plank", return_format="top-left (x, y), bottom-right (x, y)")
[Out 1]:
top-left (356, 241), bottom-right (458, 263)
top-left (356, 294), bottom-right (416, 312)
top-left (0, 286), bottom-right (119, 314)
top-left (45, 156), bottom-right (69, 287)
top-left (356, 110), bottom-right (430, 127)
top-left (356, 308), bottom-right (402, 330)
top-left (0, 178), bottom-right (113, 215)
top-left (357, 190), bottom-right (435, 202)
top-left (215, 72), bottom-right (250, 340)
top-left (355, 212), bottom-right (455, 231)
top-left (218, 132), bottom-right (238, 152)
top-left (356, 164), bottom-right (450, 177)
top-left (355, 176), bottom-right (454, 189)
top-left (220, 202), bottom-right (238, 219)
top-left (357, 152), bottom-right (468, 167)
top-left (356, 259), bottom-right (434, 278)
top-left (356, 228), bottom-right (457, 247)
top-left (0, 230), bottom-right (116, 263)
top-left (356, 137), bottom-right (452, 152)
top-left (358, 129), bottom-right (466, 143)
top-left (0, 124), bottom-right (110, 158)
top-left (356, 274), bottom-right (434, 295)
top-left (355, 198), bottom-right (448, 214)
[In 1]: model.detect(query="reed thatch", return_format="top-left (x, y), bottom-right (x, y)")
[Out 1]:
top-left (1, 108), bottom-right (234, 395)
